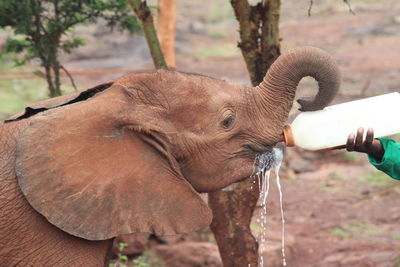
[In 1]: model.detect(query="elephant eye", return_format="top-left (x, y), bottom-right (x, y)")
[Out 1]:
top-left (222, 115), bottom-right (235, 129)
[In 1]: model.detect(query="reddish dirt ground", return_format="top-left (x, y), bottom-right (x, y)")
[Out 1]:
top-left (258, 148), bottom-right (400, 266)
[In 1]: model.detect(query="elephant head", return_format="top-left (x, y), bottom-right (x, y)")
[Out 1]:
top-left (12, 47), bottom-right (340, 241)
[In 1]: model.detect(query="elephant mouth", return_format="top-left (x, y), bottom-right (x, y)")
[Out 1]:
top-left (243, 143), bottom-right (274, 155)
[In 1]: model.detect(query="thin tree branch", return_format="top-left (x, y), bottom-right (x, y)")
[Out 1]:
top-left (128, 0), bottom-right (168, 69)
top-left (308, 0), bottom-right (313, 16)
top-left (308, 0), bottom-right (355, 16)
top-left (343, 0), bottom-right (356, 15)
top-left (60, 64), bottom-right (77, 91)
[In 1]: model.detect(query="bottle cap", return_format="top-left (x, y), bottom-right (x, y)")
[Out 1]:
top-left (283, 125), bottom-right (294, 147)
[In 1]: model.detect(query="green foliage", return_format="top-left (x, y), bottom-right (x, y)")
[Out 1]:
top-left (0, 0), bottom-right (139, 62)
top-left (198, 227), bottom-right (215, 242)
top-left (250, 221), bottom-right (263, 231)
top-left (0, 79), bottom-right (74, 119)
top-left (109, 242), bottom-right (129, 267)
top-left (361, 170), bottom-right (391, 187)
top-left (342, 151), bottom-right (358, 162)
top-left (344, 221), bottom-right (378, 238)
top-left (119, 242), bottom-right (129, 251)
top-left (328, 172), bottom-right (342, 180)
top-left (330, 228), bottom-right (350, 237)
top-left (0, 57), bottom-right (75, 120)
top-left (196, 43), bottom-right (238, 58)
top-left (330, 221), bottom-right (378, 240)
top-left (210, 31), bottom-right (228, 39)
top-left (395, 256), bottom-right (400, 267)
top-left (133, 256), bottom-right (150, 267)
top-left (392, 235), bottom-right (400, 242)
top-left (0, 0), bottom-right (140, 96)
top-left (204, 2), bottom-right (234, 24)
top-left (108, 243), bottom-right (163, 267)
top-left (60, 37), bottom-right (86, 54)
top-left (133, 251), bottom-right (163, 267)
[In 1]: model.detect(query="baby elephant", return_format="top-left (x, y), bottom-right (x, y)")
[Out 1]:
top-left (0, 47), bottom-right (340, 266)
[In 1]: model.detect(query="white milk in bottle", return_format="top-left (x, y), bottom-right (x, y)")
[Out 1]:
top-left (283, 92), bottom-right (400, 150)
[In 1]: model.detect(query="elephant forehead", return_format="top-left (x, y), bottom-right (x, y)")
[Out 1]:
top-left (167, 101), bottom-right (212, 132)
top-left (167, 90), bottom-right (238, 132)
top-left (115, 69), bottom-right (236, 107)
top-left (164, 84), bottom-right (218, 128)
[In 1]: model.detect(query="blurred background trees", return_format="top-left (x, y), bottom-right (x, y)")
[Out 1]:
top-left (0, 0), bottom-right (139, 97)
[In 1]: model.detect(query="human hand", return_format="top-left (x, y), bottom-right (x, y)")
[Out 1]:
top-left (346, 128), bottom-right (384, 161)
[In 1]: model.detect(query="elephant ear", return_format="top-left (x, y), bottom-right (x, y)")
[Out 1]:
top-left (15, 89), bottom-right (212, 240)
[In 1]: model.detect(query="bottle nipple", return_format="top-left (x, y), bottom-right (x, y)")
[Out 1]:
top-left (283, 125), bottom-right (294, 147)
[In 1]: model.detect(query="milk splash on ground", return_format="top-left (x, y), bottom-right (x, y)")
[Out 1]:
top-left (251, 148), bottom-right (286, 267)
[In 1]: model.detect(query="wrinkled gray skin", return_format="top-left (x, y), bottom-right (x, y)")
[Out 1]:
top-left (0, 47), bottom-right (340, 266)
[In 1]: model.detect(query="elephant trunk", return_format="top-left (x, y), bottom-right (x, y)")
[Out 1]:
top-left (253, 47), bottom-right (341, 139)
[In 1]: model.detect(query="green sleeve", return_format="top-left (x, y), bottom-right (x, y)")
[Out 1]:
top-left (368, 138), bottom-right (400, 180)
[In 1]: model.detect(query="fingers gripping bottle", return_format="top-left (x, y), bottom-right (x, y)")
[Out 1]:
top-left (283, 92), bottom-right (400, 150)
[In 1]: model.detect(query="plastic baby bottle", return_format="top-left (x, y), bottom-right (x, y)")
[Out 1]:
top-left (283, 92), bottom-right (400, 150)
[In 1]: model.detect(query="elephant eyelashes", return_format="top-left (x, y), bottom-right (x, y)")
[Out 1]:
top-left (222, 115), bottom-right (235, 129)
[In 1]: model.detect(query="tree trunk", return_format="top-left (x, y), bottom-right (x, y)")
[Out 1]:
top-left (208, 1), bottom-right (281, 266)
top-left (157, 0), bottom-right (177, 68)
top-left (44, 63), bottom-right (58, 98)
top-left (260, 0), bottom-right (281, 74)
top-left (52, 56), bottom-right (62, 97)
top-left (129, 0), bottom-right (168, 69)
top-left (209, 181), bottom-right (260, 267)
top-left (43, 44), bottom-right (62, 97)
